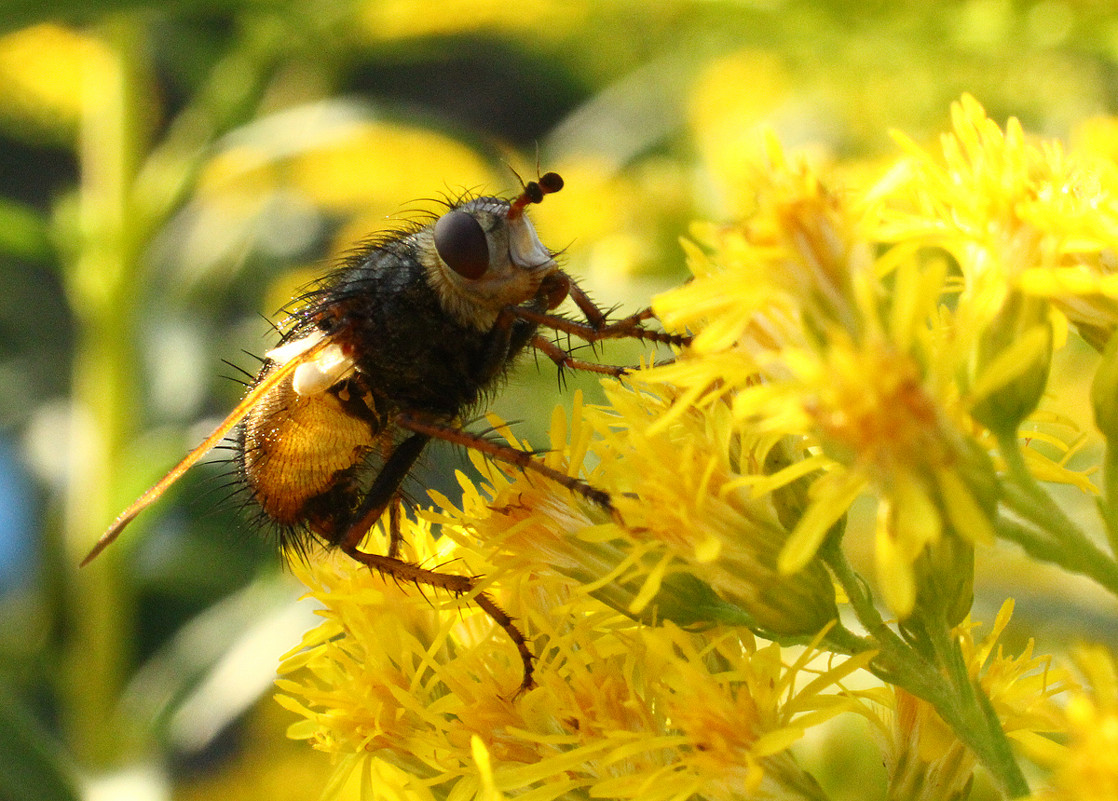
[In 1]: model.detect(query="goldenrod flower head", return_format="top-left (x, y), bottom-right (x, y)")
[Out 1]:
top-left (956, 601), bottom-right (1070, 745)
top-left (426, 393), bottom-right (837, 638)
top-left (874, 688), bottom-right (977, 801)
top-left (655, 134), bottom-right (871, 362)
top-left (880, 95), bottom-right (1099, 274)
top-left (880, 94), bottom-right (1118, 349)
top-left (277, 513), bottom-right (860, 801)
top-left (1030, 645), bottom-right (1118, 801)
top-left (644, 135), bottom-right (997, 617)
top-left (587, 384), bottom-right (839, 636)
top-left (862, 601), bottom-right (1069, 801)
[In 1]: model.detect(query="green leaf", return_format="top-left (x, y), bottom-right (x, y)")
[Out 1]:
top-left (0, 1), bottom-right (277, 35)
top-left (0, 691), bottom-right (80, 801)
top-left (0, 197), bottom-right (51, 261)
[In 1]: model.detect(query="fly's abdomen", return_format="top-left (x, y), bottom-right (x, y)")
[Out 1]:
top-left (240, 374), bottom-right (379, 526)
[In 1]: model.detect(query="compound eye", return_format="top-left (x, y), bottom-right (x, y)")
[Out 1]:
top-left (434, 210), bottom-right (489, 280)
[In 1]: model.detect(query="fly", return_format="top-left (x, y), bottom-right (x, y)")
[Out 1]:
top-left (81, 172), bottom-right (689, 694)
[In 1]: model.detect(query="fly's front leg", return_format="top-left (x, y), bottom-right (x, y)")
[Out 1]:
top-left (529, 334), bottom-right (627, 377)
top-left (395, 412), bottom-right (613, 510)
top-left (514, 270), bottom-right (691, 348)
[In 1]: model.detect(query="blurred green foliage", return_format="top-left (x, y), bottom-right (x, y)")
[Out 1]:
top-left (2, 1), bottom-right (1118, 799)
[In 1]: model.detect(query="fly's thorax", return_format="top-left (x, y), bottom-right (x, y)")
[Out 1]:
top-left (419, 196), bottom-right (559, 331)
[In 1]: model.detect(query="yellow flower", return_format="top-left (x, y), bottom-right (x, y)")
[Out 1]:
top-left (879, 94), bottom-right (1118, 351)
top-left (1029, 645), bottom-right (1118, 801)
top-left (589, 385), bottom-right (840, 636)
top-left (644, 136), bottom-right (997, 618)
top-left (958, 601), bottom-right (1071, 746)
top-left (273, 95), bottom-right (1118, 799)
top-left (642, 97), bottom-right (1118, 619)
top-left (277, 511), bottom-right (865, 801)
top-left (425, 393), bottom-right (838, 638)
top-left (873, 688), bottom-right (977, 801)
top-left (858, 601), bottom-right (1070, 801)
top-left (0, 24), bottom-right (114, 138)
top-left (358, 0), bottom-right (585, 42)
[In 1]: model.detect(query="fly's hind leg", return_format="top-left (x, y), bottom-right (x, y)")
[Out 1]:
top-left (336, 430), bottom-right (536, 695)
top-left (337, 541), bottom-right (536, 696)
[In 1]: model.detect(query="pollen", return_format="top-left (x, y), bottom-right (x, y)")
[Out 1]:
top-left (805, 336), bottom-right (943, 481)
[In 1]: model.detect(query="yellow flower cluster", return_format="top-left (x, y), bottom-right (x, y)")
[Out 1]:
top-left (277, 97), bottom-right (1118, 798)
top-left (1030, 646), bottom-right (1118, 801)
top-left (858, 601), bottom-right (1069, 801)
top-left (277, 510), bottom-right (863, 801)
top-left (646, 95), bottom-right (1116, 619)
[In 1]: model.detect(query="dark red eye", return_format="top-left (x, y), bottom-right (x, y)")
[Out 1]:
top-left (434, 210), bottom-right (489, 280)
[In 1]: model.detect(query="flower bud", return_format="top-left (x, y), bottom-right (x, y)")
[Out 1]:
top-left (912, 532), bottom-right (975, 628)
top-left (1092, 329), bottom-right (1118, 445)
top-left (764, 436), bottom-right (819, 533)
top-left (704, 529), bottom-right (839, 637)
top-left (970, 292), bottom-right (1052, 434)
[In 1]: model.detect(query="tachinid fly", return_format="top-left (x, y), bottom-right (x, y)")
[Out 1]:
top-left (82, 172), bottom-right (689, 694)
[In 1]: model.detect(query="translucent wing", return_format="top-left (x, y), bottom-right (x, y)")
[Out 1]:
top-left (80, 335), bottom-right (334, 566)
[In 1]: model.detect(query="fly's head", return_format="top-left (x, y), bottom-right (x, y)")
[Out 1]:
top-left (420, 173), bottom-right (565, 331)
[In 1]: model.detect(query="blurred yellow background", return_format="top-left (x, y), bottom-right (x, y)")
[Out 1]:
top-left (1, 2), bottom-right (1117, 800)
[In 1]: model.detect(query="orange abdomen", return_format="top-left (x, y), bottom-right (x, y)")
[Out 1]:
top-left (240, 376), bottom-right (379, 526)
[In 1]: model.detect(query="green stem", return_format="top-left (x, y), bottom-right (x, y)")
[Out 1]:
top-left (821, 621), bottom-right (877, 658)
top-left (1099, 445), bottom-right (1118, 556)
top-left (999, 514), bottom-right (1118, 594)
top-left (60, 20), bottom-right (149, 769)
top-left (821, 543), bottom-right (934, 693)
top-left (997, 431), bottom-right (1081, 534)
top-left (55, 15), bottom-right (297, 769)
top-left (820, 543), bottom-right (1029, 796)
top-left (996, 431), bottom-right (1118, 596)
top-left (924, 612), bottom-right (1030, 798)
top-left (996, 518), bottom-right (1068, 561)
